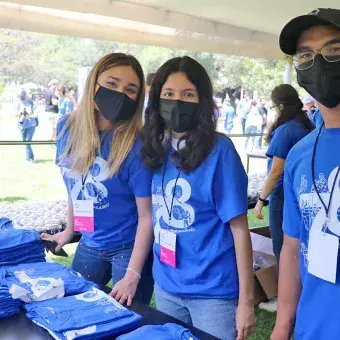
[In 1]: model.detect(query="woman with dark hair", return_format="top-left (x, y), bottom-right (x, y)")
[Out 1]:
top-left (255, 84), bottom-right (314, 266)
top-left (140, 57), bottom-right (254, 340)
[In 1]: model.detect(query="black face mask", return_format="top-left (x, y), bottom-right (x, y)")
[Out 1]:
top-left (297, 55), bottom-right (340, 109)
top-left (94, 85), bottom-right (137, 123)
top-left (159, 99), bottom-right (199, 133)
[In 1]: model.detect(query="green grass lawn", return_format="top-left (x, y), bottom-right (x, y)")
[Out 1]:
top-left (1, 120), bottom-right (275, 339)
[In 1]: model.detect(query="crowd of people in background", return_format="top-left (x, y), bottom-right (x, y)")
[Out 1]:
top-left (218, 89), bottom-right (324, 153)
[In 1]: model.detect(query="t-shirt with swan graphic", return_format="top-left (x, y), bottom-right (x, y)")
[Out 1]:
top-left (283, 126), bottom-right (340, 340)
top-left (152, 135), bottom-right (248, 298)
top-left (56, 116), bottom-right (152, 251)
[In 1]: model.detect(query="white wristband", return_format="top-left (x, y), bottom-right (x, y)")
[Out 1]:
top-left (126, 267), bottom-right (141, 279)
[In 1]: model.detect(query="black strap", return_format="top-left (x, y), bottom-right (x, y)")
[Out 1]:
top-left (81, 174), bottom-right (88, 191)
top-left (312, 124), bottom-right (340, 227)
top-left (161, 151), bottom-right (182, 225)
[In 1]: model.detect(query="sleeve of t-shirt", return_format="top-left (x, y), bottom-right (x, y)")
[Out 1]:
top-left (282, 163), bottom-right (301, 239)
top-left (213, 140), bottom-right (248, 223)
top-left (266, 126), bottom-right (292, 160)
top-left (55, 116), bottom-right (68, 166)
top-left (127, 147), bottom-right (152, 198)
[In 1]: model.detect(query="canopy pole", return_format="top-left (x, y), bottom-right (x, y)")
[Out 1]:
top-left (284, 57), bottom-right (293, 84)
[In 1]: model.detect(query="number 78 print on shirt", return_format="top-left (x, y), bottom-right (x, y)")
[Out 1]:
top-left (152, 178), bottom-right (196, 244)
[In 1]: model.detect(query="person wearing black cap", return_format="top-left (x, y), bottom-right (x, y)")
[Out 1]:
top-left (272, 8), bottom-right (340, 340)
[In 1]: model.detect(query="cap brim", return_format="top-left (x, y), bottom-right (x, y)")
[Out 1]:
top-left (279, 15), bottom-right (330, 55)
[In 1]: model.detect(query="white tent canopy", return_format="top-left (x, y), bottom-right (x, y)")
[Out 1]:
top-left (0, 1), bottom-right (339, 59)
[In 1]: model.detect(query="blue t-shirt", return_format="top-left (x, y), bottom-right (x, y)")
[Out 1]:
top-left (266, 119), bottom-right (311, 189)
top-left (223, 106), bottom-right (236, 128)
top-left (117, 323), bottom-right (199, 340)
top-left (283, 127), bottom-right (340, 340)
top-left (56, 116), bottom-right (152, 250)
top-left (18, 100), bottom-right (36, 130)
top-left (25, 287), bottom-right (142, 339)
top-left (308, 108), bottom-right (324, 128)
top-left (152, 135), bottom-right (248, 299)
top-left (58, 98), bottom-right (74, 116)
top-left (2, 262), bottom-right (97, 302)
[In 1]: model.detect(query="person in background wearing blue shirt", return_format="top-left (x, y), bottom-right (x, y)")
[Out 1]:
top-left (303, 94), bottom-right (324, 127)
top-left (18, 91), bottom-right (37, 162)
top-left (271, 9), bottom-right (340, 340)
top-left (255, 84), bottom-right (313, 268)
top-left (41, 53), bottom-right (154, 306)
top-left (56, 86), bottom-right (74, 117)
top-left (222, 98), bottom-right (236, 134)
top-left (140, 57), bottom-right (255, 340)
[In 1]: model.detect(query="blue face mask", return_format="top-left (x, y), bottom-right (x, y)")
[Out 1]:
top-left (94, 85), bottom-right (137, 123)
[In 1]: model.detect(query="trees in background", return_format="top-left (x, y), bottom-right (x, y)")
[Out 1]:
top-left (0, 29), bottom-right (295, 97)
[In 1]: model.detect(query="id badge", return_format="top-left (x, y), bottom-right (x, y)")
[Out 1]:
top-left (160, 229), bottom-right (177, 268)
top-left (73, 200), bottom-right (94, 233)
top-left (308, 228), bottom-right (339, 283)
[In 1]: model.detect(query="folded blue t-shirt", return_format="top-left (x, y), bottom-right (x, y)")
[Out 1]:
top-left (117, 323), bottom-right (200, 340)
top-left (0, 224), bottom-right (45, 266)
top-left (0, 286), bottom-right (21, 319)
top-left (25, 287), bottom-right (142, 339)
top-left (2, 262), bottom-right (97, 302)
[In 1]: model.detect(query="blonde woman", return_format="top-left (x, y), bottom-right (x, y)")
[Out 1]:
top-left (41, 53), bottom-right (154, 305)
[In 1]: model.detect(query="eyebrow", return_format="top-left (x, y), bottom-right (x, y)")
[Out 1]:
top-left (162, 88), bottom-right (197, 92)
top-left (106, 76), bottom-right (139, 89)
top-left (297, 37), bottom-right (340, 52)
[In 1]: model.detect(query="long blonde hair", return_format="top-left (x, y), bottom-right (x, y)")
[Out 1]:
top-left (59, 53), bottom-right (145, 177)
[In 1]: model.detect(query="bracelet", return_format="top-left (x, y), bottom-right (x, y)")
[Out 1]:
top-left (126, 268), bottom-right (141, 279)
top-left (258, 197), bottom-right (267, 203)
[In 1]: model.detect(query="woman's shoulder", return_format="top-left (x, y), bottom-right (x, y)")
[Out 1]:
top-left (214, 134), bottom-right (237, 156)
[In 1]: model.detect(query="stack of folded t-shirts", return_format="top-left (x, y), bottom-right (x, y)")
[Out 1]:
top-left (0, 262), bottom-right (98, 303)
top-left (0, 285), bottom-right (21, 318)
top-left (0, 220), bottom-right (46, 266)
top-left (117, 323), bottom-right (200, 340)
top-left (0, 269), bottom-right (21, 319)
top-left (25, 287), bottom-right (142, 340)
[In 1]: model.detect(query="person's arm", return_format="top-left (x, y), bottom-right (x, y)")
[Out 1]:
top-left (110, 197), bottom-right (153, 306)
top-left (271, 235), bottom-right (301, 340)
top-left (230, 214), bottom-right (255, 340)
top-left (255, 156), bottom-right (285, 219)
top-left (41, 198), bottom-right (74, 251)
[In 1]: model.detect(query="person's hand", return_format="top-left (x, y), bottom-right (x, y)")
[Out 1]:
top-left (109, 270), bottom-right (140, 306)
top-left (40, 229), bottom-right (74, 252)
top-left (236, 302), bottom-right (255, 340)
top-left (254, 200), bottom-right (264, 220)
top-left (270, 326), bottom-right (290, 340)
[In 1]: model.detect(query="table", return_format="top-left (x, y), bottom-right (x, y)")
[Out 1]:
top-left (246, 151), bottom-right (266, 173)
top-left (0, 287), bottom-right (219, 340)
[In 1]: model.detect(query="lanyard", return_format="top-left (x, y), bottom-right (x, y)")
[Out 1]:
top-left (161, 153), bottom-right (182, 226)
top-left (81, 174), bottom-right (88, 192)
top-left (312, 125), bottom-right (340, 229)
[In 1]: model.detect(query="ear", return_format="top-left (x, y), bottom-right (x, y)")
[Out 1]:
top-left (279, 104), bottom-right (284, 111)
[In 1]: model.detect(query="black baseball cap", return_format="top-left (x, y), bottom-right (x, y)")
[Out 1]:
top-left (280, 8), bottom-right (340, 55)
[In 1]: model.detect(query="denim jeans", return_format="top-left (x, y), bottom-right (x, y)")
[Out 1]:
top-left (21, 126), bottom-right (35, 161)
top-left (72, 238), bottom-right (154, 304)
top-left (269, 185), bottom-right (285, 266)
top-left (154, 284), bottom-right (237, 340)
top-left (241, 118), bottom-right (246, 135)
top-left (245, 126), bottom-right (258, 152)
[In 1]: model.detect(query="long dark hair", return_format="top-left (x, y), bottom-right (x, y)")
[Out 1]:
top-left (141, 56), bottom-right (218, 171)
top-left (266, 84), bottom-right (314, 141)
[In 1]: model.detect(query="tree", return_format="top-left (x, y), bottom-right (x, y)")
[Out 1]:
top-left (0, 28), bottom-right (297, 98)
